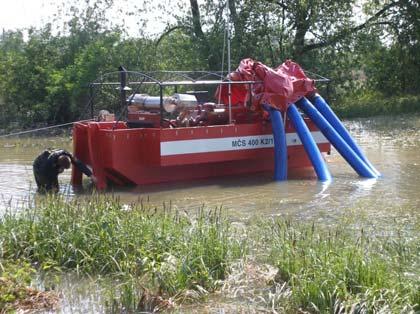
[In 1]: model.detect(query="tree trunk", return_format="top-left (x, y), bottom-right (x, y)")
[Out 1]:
top-left (189, 0), bottom-right (218, 69)
top-left (190, 0), bottom-right (205, 40)
top-left (292, 9), bottom-right (310, 60)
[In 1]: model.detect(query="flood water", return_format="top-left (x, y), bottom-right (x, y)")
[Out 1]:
top-left (1, 114), bottom-right (419, 312)
top-left (1, 114), bottom-right (419, 219)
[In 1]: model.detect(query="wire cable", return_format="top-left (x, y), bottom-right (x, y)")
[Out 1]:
top-left (0, 119), bottom-right (94, 138)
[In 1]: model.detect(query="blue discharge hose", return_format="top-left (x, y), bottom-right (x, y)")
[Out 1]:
top-left (296, 97), bottom-right (378, 179)
top-left (287, 104), bottom-right (332, 182)
top-left (264, 105), bottom-right (287, 180)
top-left (309, 93), bottom-right (380, 177)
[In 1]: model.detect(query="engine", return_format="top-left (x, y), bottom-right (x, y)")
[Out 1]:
top-left (126, 93), bottom-right (262, 128)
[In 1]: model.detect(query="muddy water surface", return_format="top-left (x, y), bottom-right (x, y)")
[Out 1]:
top-left (1, 114), bottom-right (419, 218)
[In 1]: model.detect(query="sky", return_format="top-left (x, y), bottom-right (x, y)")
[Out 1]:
top-left (0, 0), bottom-right (56, 31)
top-left (0, 0), bottom-right (368, 39)
top-left (0, 0), bottom-right (180, 37)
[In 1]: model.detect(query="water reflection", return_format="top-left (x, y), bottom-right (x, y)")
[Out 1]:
top-left (36, 272), bottom-right (106, 314)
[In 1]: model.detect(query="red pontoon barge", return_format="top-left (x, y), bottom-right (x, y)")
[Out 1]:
top-left (71, 64), bottom-right (331, 190)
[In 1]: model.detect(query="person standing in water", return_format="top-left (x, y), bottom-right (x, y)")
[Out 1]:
top-left (33, 149), bottom-right (95, 193)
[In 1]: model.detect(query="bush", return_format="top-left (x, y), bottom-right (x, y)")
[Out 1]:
top-left (333, 91), bottom-right (420, 118)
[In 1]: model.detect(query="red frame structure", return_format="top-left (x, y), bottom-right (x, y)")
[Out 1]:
top-left (71, 69), bottom-right (331, 190)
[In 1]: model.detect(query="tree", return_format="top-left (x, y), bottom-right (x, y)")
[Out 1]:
top-left (340, 0), bottom-right (419, 96)
top-left (157, 0), bottom-right (401, 67)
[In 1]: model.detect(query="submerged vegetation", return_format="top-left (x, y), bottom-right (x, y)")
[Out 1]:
top-left (0, 196), bottom-right (418, 312)
top-left (0, 259), bottom-right (58, 312)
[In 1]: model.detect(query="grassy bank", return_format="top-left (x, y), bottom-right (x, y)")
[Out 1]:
top-left (256, 218), bottom-right (419, 312)
top-left (333, 92), bottom-right (420, 119)
top-left (0, 196), bottom-right (418, 312)
top-left (0, 259), bottom-right (58, 312)
top-left (0, 196), bottom-right (245, 311)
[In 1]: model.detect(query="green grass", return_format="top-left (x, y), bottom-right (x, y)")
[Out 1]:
top-left (0, 260), bottom-right (34, 310)
top-left (0, 196), bottom-right (418, 312)
top-left (256, 218), bottom-right (419, 313)
top-left (333, 92), bottom-right (420, 118)
top-left (0, 195), bottom-right (246, 311)
top-left (0, 259), bottom-right (58, 312)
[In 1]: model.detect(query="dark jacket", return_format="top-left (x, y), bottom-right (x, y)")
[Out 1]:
top-left (33, 149), bottom-right (92, 192)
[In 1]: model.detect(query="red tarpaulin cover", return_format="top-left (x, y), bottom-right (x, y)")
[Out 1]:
top-left (216, 59), bottom-right (315, 112)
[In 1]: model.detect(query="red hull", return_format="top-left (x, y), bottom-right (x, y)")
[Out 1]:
top-left (72, 120), bottom-right (330, 190)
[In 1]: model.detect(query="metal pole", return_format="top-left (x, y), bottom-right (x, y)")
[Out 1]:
top-left (247, 83), bottom-right (252, 122)
top-left (227, 0), bottom-right (232, 124)
top-left (160, 85), bottom-right (163, 127)
top-left (89, 84), bottom-right (94, 119)
top-left (119, 66), bottom-right (127, 112)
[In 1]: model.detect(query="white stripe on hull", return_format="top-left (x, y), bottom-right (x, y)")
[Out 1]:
top-left (160, 131), bottom-right (328, 156)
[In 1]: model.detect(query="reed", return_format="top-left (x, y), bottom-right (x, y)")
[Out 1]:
top-left (0, 195), bottom-right (246, 310)
top-left (0, 196), bottom-right (418, 312)
top-left (255, 218), bottom-right (419, 313)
